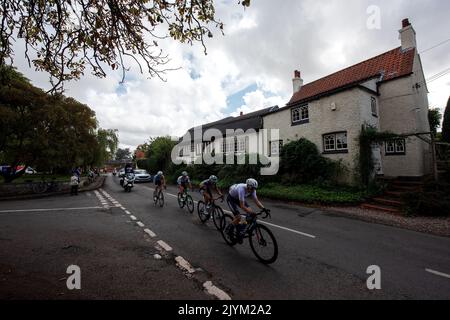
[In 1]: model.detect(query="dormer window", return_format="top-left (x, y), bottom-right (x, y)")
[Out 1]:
top-left (291, 104), bottom-right (309, 126)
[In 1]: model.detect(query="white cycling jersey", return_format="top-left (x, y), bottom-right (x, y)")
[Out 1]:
top-left (229, 184), bottom-right (257, 203)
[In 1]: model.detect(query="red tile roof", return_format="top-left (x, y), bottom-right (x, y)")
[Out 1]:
top-left (288, 47), bottom-right (415, 106)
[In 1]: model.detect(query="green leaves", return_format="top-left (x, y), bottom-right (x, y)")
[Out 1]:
top-left (0, 0), bottom-right (252, 91)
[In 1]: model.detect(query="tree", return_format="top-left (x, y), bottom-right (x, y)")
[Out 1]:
top-left (0, 65), bottom-right (109, 182)
top-left (115, 148), bottom-right (132, 161)
top-left (0, 0), bottom-right (251, 92)
top-left (443, 97), bottom-right (450, 143)
top-left (145, 136), bottom-right (177, 174)
top-left (94, 129), bottom-right (119, 165)
top-left (428, 108), bottom-right (442, 136)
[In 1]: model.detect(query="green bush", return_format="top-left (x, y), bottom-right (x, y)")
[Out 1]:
top-left (258, 183), bottom-right (367, 205)
top-left (402, 182), bottom-right (450, 217)
top-left (279, 138), bottom-right (339, 184)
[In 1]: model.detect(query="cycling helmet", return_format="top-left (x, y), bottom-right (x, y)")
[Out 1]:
top-left (209, 175), bottom-right (218, 183)
top-left (182, 171), bottom-right (188, 177)
top-left (157, 171), bottom-right (163, 176)
top-left (246, 178), bottom-right (258, 189)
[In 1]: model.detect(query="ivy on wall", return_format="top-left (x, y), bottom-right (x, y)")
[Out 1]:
top-left (358, 125), bottom-right (400, 187)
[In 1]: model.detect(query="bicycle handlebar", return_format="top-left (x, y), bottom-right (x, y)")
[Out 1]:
top-left (256, 208), bottom-right (271, 219)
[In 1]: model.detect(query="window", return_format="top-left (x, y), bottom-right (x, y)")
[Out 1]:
top-left (371, 97), bottom-right (378, 116)
top-left (323, 132), bottom-right (348, 154)
top-left (386, 139), bottom-right (406, 156)
top-left (196, 143), bottom-right (202, 156)
top-left (236, 138), bottom-right (246, 153)
top-left (292, 104), bottom-right (309, 125)
top-left (223, 138), bottom-right (235, 154)
top-left (270, 140), bottom-right (283, 156)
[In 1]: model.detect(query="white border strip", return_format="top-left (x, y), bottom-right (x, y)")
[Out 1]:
top-left (426, 268), bottom-right (450, 279)
top-left (157, 240), bottom-right (173, 252)
top-left (203, 281), bottom-right (231, 300)
top-left (0, 207), bottom-right (103, 213)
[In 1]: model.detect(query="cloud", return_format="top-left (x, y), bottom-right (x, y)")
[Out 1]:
top-left (10, 0), bottom-right (450, 150)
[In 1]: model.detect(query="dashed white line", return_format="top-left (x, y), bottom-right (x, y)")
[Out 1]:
top-left (157, 240), bottom-right (173, 252)
top-left (426, 268), bottom-right (450, 279)
top-left (175, 256), bottom-right (196, 274)
top-left (203, 281), bottom-right (231, 300)
top-left (136, 221), bottom-right (145, 228)
top-left (144, 229), bottom-right (157, 238)
top-left (130, 215), bottom-right (137, 221)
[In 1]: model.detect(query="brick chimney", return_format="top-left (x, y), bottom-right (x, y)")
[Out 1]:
top-left (399, 18), bottom-right (416, 50)
top-left (292, 70), bottom-right (303, 94)
top-left (240, 111), bottom-right (244, 116)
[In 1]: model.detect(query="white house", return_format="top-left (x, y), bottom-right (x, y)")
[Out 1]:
top-left (263, 18), bottom-right (432, 183)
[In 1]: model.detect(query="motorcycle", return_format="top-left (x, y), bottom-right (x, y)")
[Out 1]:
top-left (122, 173), bottom-right (135, 192)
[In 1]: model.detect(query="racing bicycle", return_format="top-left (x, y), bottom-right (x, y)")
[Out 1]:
top-left (197, 196), bottom-right (225, 231)
top-left (177, 189), bottom-right (194, 214)
top-left (220, 209), bottom-right (278, 264)
top-left (153, 187), bottom-right (165, 207)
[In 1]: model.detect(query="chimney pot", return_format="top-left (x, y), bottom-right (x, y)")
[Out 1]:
top-left (294, 70), bottom-right (301, 78)
top-left (402, 18), bottom-right (410, 28)
top-left (240, 111), bottom-right (243, 116)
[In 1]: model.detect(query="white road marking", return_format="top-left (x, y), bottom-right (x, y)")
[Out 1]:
top-left (426, 268), bottom-right (450, 279)
top-left (157, 240), bottom-right (173, 252)
top-left (125, 211), bottom-right (131, 215)
top-left (154, 254), bottom-right (162, 260)
top-left (142, 185), bottom-right (317, 239)
top-left (144, 229), bottom-right (157, 238)
top-left (0, 207), bottom-right (103, 213)
top-left (136, 221), bottom-right (145, 228)
top-left (175, 256), bottom-right (196, 274)
top-left (203, 281), bottom-right (231, 300)
top-left (130, 215), bottom-right (137, 221)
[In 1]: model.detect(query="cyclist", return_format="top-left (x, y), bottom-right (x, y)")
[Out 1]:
top-left (177, 171), bottom-right (192, 195)
top-left (199, 175), bottom-right (223, 206)
top-left (153, 171), bottom-right (166, 201)
top-left (226, 178), bottom-right (268, 243)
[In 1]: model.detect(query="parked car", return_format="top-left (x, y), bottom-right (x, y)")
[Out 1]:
top-left (25, 167), bottom-right (37, 174)
top-left (118, 168), bottom-right (125, 178)
top-left (133, 169), bottom-right (152, 183)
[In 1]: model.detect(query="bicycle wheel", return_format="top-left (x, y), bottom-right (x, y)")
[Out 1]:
top-left (32, 182), bottom-right (47, 194)
top-left (158, 192), bottom-right (164, 207)
top-left (249, 224), bottom-right (278, 264)
top-left (186, 195), bottom-right (194, 214)
top-left (177, 193), bottom-right (185, 208)
top-left (197, 201), bottom-right (209, 223)
top-left (212, 206), bottom-right (225, 231)
top-left (220, 214), bottom-right (238, 246)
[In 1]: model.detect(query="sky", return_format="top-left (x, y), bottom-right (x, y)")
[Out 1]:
top-left (12, 0), bottom-right (450, 151)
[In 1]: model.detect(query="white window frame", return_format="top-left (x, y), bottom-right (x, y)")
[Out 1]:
top-left (236, 138), bottom-right (246, 153)
top-left (371, 96), bottom-right (378, 117)
top-left (270, 140), bottom-right (283, 156)
top-left (292, 104), bottom-right (309, 124)
top-left (386, 139), bottom-right (406, 155)
top-left (323, 132), bottom-right (348, 153)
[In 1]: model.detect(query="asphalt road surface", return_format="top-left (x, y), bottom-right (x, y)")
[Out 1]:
top-left (0, 175), bottom-right (449, 300)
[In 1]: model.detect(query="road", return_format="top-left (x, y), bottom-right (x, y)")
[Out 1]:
top-left (0, 175), bottom-right (449, 300)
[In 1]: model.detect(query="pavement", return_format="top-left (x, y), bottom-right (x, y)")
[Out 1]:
top-left (0, 174), bottom-right (449, 300)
